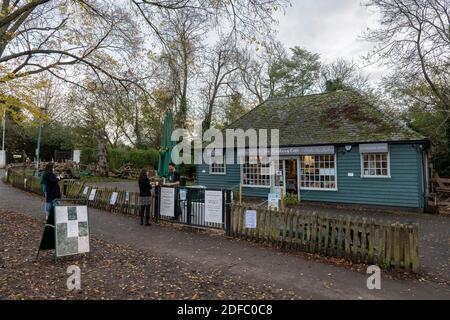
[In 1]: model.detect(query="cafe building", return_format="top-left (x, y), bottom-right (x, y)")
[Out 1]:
top-left (196, 90), bottom-right (431, 211)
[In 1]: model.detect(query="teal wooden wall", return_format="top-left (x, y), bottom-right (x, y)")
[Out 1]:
top-left (300, 144), bottom-right (424, 208)
top-left (196, 143), bottom-right (425, 208)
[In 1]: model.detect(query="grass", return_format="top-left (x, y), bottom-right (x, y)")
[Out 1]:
top-left (79, 176), bottom-right (132, 183)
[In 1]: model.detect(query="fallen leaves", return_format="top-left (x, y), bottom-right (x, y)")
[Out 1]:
top-left (0, 209), bottom-right (302, 300)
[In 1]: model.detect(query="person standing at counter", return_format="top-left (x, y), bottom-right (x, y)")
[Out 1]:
top-left (138, 168), bottom-right (152, 226)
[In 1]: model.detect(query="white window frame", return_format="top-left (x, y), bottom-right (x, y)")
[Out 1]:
top-left (241, 155), bottom-right (271, 188)
top-left (360, 151), bottom-right (391, 178)
top-left (209, 154), bottom-right (226, 175)
top-left (209, 163), bottom-right (226, 175)
top-left (299, 154), bottom-right (338, 191)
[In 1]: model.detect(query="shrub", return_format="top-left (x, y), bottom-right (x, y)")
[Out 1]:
top-left (284, 192), bottom-right (300, 206)
top-left (108, 148), bottom-right (159, 171)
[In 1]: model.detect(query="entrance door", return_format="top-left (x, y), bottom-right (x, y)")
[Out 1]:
top-left (284, 159), bottom-right (298, 196)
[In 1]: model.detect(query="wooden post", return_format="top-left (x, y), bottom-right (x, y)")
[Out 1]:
top-left (368, 219), bottom-right (375, 265)
top-left (239, 184), bottom-right (243, 206)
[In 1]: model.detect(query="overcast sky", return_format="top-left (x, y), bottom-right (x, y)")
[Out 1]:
top-left (274, 0), bottom-right (389, 85)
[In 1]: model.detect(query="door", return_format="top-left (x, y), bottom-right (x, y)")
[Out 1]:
top-left (285, 159), bottom-right (299, 196)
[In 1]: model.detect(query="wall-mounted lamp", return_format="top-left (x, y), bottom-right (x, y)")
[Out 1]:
top-left (345, 145), bottom-right (352, 152)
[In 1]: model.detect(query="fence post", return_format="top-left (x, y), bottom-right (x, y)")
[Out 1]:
top-left (154, 185), bottom-right (160, 223)
top-left (186, 188), bottom-right (192, 225)
top-left (225, 190), bottom-right (232, 236)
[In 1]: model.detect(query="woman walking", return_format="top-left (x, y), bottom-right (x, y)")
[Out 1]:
top-left (43, 163), bottom-right (61, 218)
top-left (138, 168), bottom-right (152, 226)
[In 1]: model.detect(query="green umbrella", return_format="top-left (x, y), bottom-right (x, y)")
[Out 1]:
top-left (157, 112), bottom-right (175, 178)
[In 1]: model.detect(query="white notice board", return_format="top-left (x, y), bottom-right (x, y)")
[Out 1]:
top-left (245, 210), bottom-right (257, 229)
top-left (110, 192), bottom-right (118, 205)
top-left (205, 190), bottom-right (223, 224)
top-left (88, 189), bottom-right (96, 201)
top-left (160, 187), bottom-right (175, 217)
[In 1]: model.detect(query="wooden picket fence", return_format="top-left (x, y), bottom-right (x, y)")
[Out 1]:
top-left (7, 168), bottom-right (44, 196)
top-left (231, 204), bottom-right (420, 272)
top-left (5, 169), bottom-right (144, 217)
top-left (76, 185), bottom-right (143, 216)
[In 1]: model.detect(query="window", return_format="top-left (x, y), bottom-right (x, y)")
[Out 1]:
top-left (300, 154), bottom-right (337, 190)
top-left (209, 154), bottom-right (226, 175)
top-left (210, 162), bottom-right (226, 174)
top-left (242, 156), bottom-right (271, 187)
top-left (361, 153), bottom-right (390, 177)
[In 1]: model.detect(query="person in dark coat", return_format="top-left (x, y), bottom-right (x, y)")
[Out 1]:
top-left (138, 168), bottom-right (152, 226)
top-left (44, 163), bottom-right (61, 215)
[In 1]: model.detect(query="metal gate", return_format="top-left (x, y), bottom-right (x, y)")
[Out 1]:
top-left (152, 186), bottom-right (232, 234)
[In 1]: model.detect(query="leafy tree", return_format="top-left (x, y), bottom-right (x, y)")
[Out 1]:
top-left (268, 46), bottom-right (321, 98)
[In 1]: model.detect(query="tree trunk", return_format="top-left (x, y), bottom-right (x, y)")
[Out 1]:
top-left (446, 115), bottom-right (450, 157)
top-left (96, 128), bottom-right (108, 177)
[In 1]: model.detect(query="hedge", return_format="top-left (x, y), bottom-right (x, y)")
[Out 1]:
top-left (108, 148), bottom-right (159, 171)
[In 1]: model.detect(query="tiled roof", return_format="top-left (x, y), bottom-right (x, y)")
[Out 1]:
top-left (226, 90), bottom-right (426, 146)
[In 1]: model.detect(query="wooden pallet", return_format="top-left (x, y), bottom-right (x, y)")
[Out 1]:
top-left (431, 175), bottom-right (450, 215)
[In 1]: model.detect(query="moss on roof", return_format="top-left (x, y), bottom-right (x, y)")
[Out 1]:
top-left (226, 90), bottom-right (426, 146)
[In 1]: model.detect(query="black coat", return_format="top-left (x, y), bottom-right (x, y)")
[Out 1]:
top-left (138, 177), bottom-right (152, 197)
top-left (44, 172), bottom-right (61, 204)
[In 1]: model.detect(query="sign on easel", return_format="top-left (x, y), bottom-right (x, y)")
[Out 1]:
top-left (54, 205), bottom-right (90, 257)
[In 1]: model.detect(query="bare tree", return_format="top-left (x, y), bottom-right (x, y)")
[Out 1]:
top-left (157, 8), bottom-right (206, 128)
top-left (363, 0), bottom-right (450, 151)
top-left (321, 58), bottom-right (369, 93)
top-left (239, 40), bottom-right (287, 104)
top-left (0, 0), bottom-right (143, 90)
top-left (201, 38), bottom-right (242, 131)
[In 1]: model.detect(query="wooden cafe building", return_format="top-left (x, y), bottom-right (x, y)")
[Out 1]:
top-left (196, 90), bottom-right (431, 211)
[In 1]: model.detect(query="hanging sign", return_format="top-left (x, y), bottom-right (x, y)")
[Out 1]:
top-left (205, 190), bottom-right (223, 224)
top-left (88, 189), bottom-right (96, 201)
top-left (245, 210), bottom-right (257, 229)
top-left (268, 193), bottom-right (280, 210)
top-left (160, 187), bottom-right (175, 217)
top-left (110, 192), bottom-right (118, 205)
top-left (359, 143), bottom-right (388, 153)
top-left (179, 189), bottom-right (187, 201)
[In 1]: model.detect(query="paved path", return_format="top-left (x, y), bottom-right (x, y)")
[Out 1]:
top-left (88, 179), bottom-right (450, 283)
top-left (1, 171), bottom-right (449, 299)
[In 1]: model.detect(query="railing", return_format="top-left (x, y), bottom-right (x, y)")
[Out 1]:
top-left (231, 204), bottom-right (420, 272)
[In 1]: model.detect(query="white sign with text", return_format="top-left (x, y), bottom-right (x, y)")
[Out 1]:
top-left (245, 210), bottom-right (257, 229)
top-left (88, 189), bottom-right (96, 201)
top-left (160, 187), bottom-right (175, 217)
top-left (110, 192), bottom-right (118, 205)
top-left (204, 190), bottom-right (223, 224)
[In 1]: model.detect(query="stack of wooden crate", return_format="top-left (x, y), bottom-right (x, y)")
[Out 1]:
top-left (430, 175), bottom-right (450, 214)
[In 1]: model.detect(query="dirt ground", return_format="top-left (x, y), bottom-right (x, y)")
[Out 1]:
top-left (1, 171), bottom-right (449, 300)
top-left (0, 210), bottom-right (301, 300)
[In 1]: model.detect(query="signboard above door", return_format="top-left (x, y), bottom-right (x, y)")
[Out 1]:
top-left (236, 145), bottom-right (335, 157)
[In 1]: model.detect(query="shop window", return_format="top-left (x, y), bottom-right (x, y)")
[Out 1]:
top-left (361, 153), bottom-right (390, 177)
top-left (242, 156), bottom-right (271, 187)
top-left (300, 154), bottom-right (337, 190)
